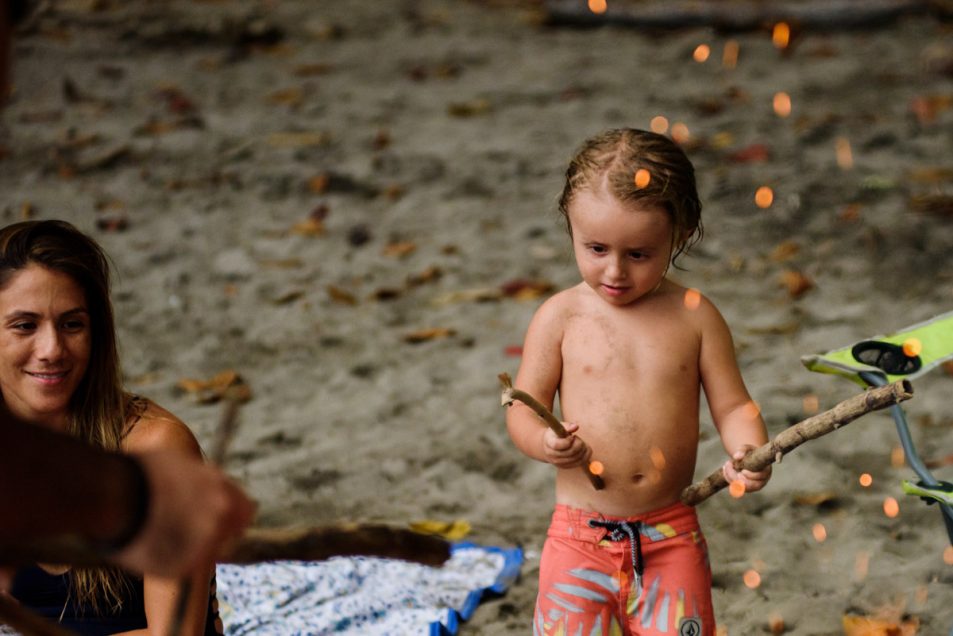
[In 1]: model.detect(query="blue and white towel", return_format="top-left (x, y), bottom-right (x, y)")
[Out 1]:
top-left (216, 542), bottom-right (523, 636)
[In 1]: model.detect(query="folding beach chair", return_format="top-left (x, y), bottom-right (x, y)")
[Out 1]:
top-left (801, 310), bottom-right (953, 547)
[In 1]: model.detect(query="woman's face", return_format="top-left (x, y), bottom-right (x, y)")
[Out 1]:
top-left (0, 263), bottom-right (91, 429)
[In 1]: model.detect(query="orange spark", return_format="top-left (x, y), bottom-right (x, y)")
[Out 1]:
top-left (854, 551), bottom-right (870, 580)
top-left (649, 446), bottom-right (667, 470)
top-left (944, 545), bottom-right (953, 565)
top-left (693, 44), bottom-right (711, 63)
top-left (802, 394), bottom-right (819, 415)
top-left (671, 122), bottom-right (690, 144)
top-left (729, 480), bottom-right (746, 498)
top-left (903, 338), bottom-right (922, 357)
top-left (588, 0), bottom-right (607, 14)
top-left (722, 40), bottom-right (739, 69)
top-left (683, 288), bottom-right (701, 310)
top-left (650, 115), bottom-right (669, 134)
top-left (743, 569), bottom-right (761, 589)
top-left (883, 496), bottom-right (900, 518)
top-left (859, 473), bottom-right (873, 487)
top-left (741, 400), bottom-right (761, 419)
top-left (773, 92), bottom-right (792, 117)
top-left (589, 460), bottom-right (605, 476)
top-left (772, 22), bottom-right (790, 49)
top-left (835, 136), bottom-right (854, 170)
top-left (812, 523), bottom-right (827, 543)
top-left (891, 445), bottom-right (905, 468)
top-left (755, 186), bottom-right (774, 208)
top-left (634, 168), bottom-right (651, 189)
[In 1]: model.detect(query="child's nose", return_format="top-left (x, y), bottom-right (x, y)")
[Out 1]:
top-left (606, 257), bottom-right (626, 279)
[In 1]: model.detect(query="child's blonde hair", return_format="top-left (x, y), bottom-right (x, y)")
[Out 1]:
top-left (558, 128), bottom-right (703, 265)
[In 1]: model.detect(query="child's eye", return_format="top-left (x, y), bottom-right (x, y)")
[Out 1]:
top-left (588, 244), bottom-right (607, 254)
top-left (627, 251), bottom-right (646, 260)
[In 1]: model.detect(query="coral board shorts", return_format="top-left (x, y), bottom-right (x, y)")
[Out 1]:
top-left (534, 502), bottom-right (714, 636)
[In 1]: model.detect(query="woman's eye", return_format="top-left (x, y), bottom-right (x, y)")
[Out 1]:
top-left (62, 320), bottom-right (87, 331)
top-left (11, 322), bottom-right (36, 332)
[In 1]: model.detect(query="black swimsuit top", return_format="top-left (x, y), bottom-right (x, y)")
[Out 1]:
top-left (11, 565), bottom-right (223, 635)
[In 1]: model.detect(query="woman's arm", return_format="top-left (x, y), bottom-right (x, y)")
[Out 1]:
top-left (115, 404), bottom-right (215, 636)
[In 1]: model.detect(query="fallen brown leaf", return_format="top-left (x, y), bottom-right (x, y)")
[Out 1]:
top-left (448, 98), bottom-right (492, 117)
top-left (403, 327), bottom-right (456, 343)
top-left (908, 194), bottom-right (953, 217)
top-left (266, 131), bottom-right (331, 148)
top-left (267, 87), bottom-right (304, 107)
top-left (327, 285), bottom-right (358, 305)
top-left (909, 94), bottom-right (953, 125)
top-left (293, 63), bottom-right (334, 77)
top-left (780, 270), bottom-right (814, 299)
top-left (176, 370), bottom-right (251, 404)
top-left (769, 240), bottom-right (800, 262)
top-left (291, 217), bottom-right (325, 237)
top-left (383, 241), bottom-right (417, 258)
top-left (843, 613), bottom-right (918, 636)
top-left (793, 491), bottom-right (840, 507)
top-left (406, 265), bottom-right (443, 287)
top-left (501, 278), bottom-right (554, 300)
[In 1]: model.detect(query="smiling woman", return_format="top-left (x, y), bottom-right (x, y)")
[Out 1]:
top-left (0, 220), bottom-right (223, 636)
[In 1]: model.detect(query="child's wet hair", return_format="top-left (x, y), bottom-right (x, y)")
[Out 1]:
top-left (558, 128), bottom-right (703, 265)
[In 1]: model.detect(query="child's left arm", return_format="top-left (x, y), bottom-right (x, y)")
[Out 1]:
top-left (696, 297), bottom-right (771, 493)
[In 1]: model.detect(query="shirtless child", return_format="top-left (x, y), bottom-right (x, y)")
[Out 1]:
top-left (506, 128), bottom-right (771, 636)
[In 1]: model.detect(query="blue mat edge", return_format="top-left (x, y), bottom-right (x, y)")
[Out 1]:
top-left (428, 541), bottom-right (524, 636)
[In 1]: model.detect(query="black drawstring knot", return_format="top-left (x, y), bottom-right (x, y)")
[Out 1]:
top-left (587, 519), bottom-right (645, 579)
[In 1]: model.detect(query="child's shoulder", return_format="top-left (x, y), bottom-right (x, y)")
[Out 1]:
top-left (534, 283), bottom-right (589, 317)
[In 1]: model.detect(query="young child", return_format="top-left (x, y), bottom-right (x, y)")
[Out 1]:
top-left (506, 128), bottom-right (771, 636)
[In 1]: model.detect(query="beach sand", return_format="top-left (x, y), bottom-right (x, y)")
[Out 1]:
top-left (2, 1), bottom-right (953, 633)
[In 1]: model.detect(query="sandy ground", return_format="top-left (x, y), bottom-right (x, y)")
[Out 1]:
top-left (3, 1), bottom-right (953, 634)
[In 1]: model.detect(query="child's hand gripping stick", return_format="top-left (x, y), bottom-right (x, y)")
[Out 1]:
top-left (499, 373), bottom-right (606, 490)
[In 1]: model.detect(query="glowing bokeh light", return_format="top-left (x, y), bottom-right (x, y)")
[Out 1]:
top-left (859, 473), bottom-right (873, 487)
top-left (812, 523), bottom-right (827, 543)
top-left (693, 44), bottom-right (711, 63)
top-left (755, 186), bottom-right (774, 208)
top-left (891, 445), bottom-right (905, 468)
top-left (742, 400), bottom-right (761, 419)
top-left (588, 0), bottom-right (607, 14)
top-left (683, 288), bottom-right (702, 310)
top-left (903, 338), bottom-right (922, 357)
top-left (650, 446), bottom-right (667, 470)
top-left (589, 460), bottom-right (604, 476)
top-left (883, 496), bottom-right (900, 518)
top-left (729, 480), bottom-right (746, 498)
top-left (835, 136), bottom-right (854, 170)
top-left (723, 40), bottom-right (739, 68)
top-left (634, 168), bottom-right (651, 189)
top-left (854, 551), bottom-right (870, 580)
top-left (743, 569), bottom-right (761, 588)
top-left (802, 394), bottom-right (819, 415)
top-left (944, 545), bottom-right (953, 565)
top-left (772, 22), bottom-right (790, 49)
top-left (773, 92), bottom-right (792, 117)
top-left (650, 115), bottom-right (669, 134)
top-left (768, 612), bottom-right (785, 635)
top-left (671, 122), bottom-right (690, 144)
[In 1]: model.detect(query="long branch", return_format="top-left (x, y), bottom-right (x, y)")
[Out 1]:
top-left (681, 379), bottom-right (914, 506)
top-left (499, 372), bottom-right (606, 490)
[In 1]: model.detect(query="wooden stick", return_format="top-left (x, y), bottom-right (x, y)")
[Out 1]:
top-left (543, 0), bottom-right (941, 31)
top-left (0, 524), bottom-right (452, 570)
top-left (681, 379), bottom-right (914, 506)
top-left (499, 372), bottom-right (606, 490)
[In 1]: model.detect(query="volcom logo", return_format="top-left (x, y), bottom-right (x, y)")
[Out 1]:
top-left (678, 617), bottom-right (702, 636)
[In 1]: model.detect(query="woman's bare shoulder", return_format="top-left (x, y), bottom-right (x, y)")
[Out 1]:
top-left (122, 399), bottom-right (203, 457)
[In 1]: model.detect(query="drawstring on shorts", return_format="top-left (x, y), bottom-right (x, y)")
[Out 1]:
top-left (587, 518), bottom-right (645, 583)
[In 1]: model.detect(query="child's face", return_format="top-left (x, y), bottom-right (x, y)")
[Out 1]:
top-left (568, 188), bottom-right (674, 307)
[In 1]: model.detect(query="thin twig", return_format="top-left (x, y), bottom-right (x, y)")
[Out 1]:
top-left (499, 372), bottom-right (606, 490)
top-left (680, 379), bottom-right (914, 505)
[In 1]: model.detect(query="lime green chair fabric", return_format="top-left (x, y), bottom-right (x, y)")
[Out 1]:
top-left (801, 310), bottom-right (953, 388)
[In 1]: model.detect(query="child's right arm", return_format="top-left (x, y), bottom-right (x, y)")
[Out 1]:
top-left (506, 297), bottom-right (591, 468)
